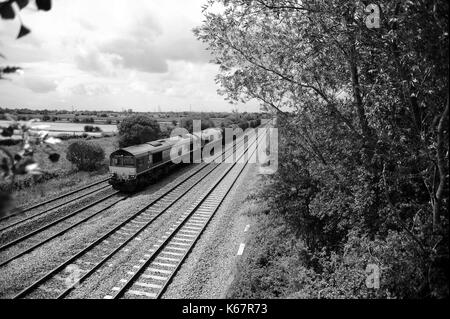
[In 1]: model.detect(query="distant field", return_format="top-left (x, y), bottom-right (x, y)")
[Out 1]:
top-left (0, 119), bottom-right (185, 140)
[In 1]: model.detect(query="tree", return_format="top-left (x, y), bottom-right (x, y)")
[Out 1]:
top-left (180, 117), bottom-right (215, 133)
top-left (196, 0), bottom-right (449, 298)
top-left (117, 115), bottom-right (162, 148)
top-left (66, 141), bottom-right (105, 171)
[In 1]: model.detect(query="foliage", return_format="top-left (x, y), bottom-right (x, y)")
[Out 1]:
top-left (0, 115), bottom-right (61, 216)
top-left (0, 0), bottom-right (51, 40)
top-left (117, 115), bottom-right (162, 148)
top-left (180, 117), bottom-right (215, 133)
top-left (197, 0), bottom-right (449, 298)
top-left (66, 141), bottom-right (105, 171)
top-left (84, 125), bottom-right (102, 133)
top-left (0, 66), bottom-right (22, 80)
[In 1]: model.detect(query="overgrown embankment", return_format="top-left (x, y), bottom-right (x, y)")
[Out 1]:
top-left (227, 120), bottom-right (448, 299)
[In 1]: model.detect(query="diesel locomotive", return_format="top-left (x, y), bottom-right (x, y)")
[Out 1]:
top-left (109, 119), bottom-right (261, 192)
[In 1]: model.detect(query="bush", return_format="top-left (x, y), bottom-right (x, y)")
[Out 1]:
top-left (0, 139), bottom-right (21, 146)
top-left (84, 125), bottom-right (102, 133)
top-left (66, 141), bottom-right (105, 171)
top-left (117, 115), bottom-right (161, 148)
top-left (238, 120), bottom-right (249, 130)
top-left (180, 117), bottom-right (215, 133)
top-left (58, 134), bottom-right (82, 141)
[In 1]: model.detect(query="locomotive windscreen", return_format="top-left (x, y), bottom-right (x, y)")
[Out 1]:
top-left (111, 155), bottom-right (135, 167)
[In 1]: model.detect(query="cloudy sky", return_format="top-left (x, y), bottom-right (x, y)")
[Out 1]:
top-left (0, 0), bottom-right (259, 112)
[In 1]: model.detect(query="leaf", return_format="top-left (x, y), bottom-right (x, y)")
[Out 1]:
top-left (15, 0), bottom-right (30, 9)
top-left (17, 24), bottom-right (31, 38)
top-left (0, 2), bottom-right (15, 19)
top-left (48, 153), bottom-right (60, 163)
top-left (35, 0), bottom-right (51, 11)
top-left (1, 66), bottom-right (22, 74)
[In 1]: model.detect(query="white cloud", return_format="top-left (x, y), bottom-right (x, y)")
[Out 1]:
top-left (0, 0), bottom-right (260, 112)
top-left (24, 76), bottom-right (58, 93)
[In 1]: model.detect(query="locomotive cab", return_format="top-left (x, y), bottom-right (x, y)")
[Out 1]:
top-left (109, 150), bottom-right (139, 191)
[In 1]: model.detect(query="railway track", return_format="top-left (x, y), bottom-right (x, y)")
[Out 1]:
top-left (0, 190), bottom-right (123, 267)
top-left (0, 178), bottom-right (110, 223)
top-left (11, 127), bottom-right (266, 299)
top-left (109, 131), bottom-right (262, 299)
top-left (0, 179), bottom-right (111, 233)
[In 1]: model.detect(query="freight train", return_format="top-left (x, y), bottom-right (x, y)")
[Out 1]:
top-left (109, 119), bottom-right (261, 192)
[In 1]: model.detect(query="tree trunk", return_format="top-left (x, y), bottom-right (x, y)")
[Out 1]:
top-left (433, 94), bottom-right (449, 232)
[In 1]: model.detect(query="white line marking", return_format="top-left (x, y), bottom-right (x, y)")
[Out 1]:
top-left (184, 226), bottom-right (202, 231)
top-left (176, 233), bottom-right (196, 238)
top-left (237, 243), bottom-right (246, 256)
top-left (153, 262), bottom-right (176, 268)
top-left (142, 274), bottom-right (167, 281)
top-left (171, 241), bottom-right (190, 247)
top-left (104, 295), bottom-right (113, 299)
top-left (163, 251), bottom-right (183, 256)
top-left (147, 268), bottom-right (171, 274)
top-left (127, 290), bottom-right (156, 298)
top-left (166, 246), bottom-right (185, 251)
top-left (135, 282), bottom-right (162, 289)
top-left (157, 256), bottom-right (179, 262)
top-left (180, 229), bottom-right (197, 234)
top-left (189, 221), bottom-right (205, 226)
top-left (173, 237), bottom-right (191, 242)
